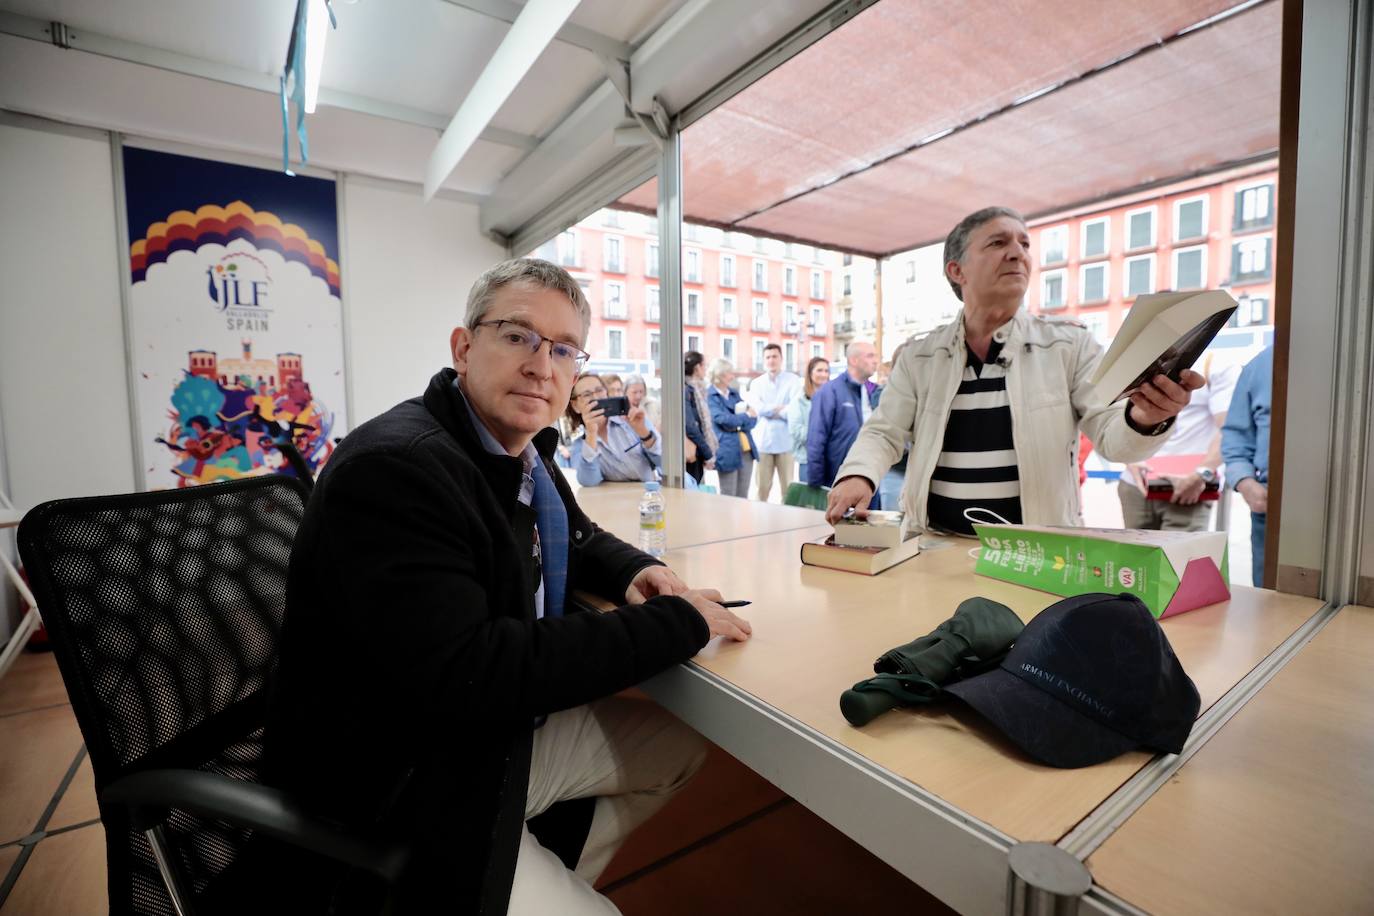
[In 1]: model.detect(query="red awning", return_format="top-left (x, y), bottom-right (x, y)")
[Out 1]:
top-left (618, 0), bottom-right (1280, 256)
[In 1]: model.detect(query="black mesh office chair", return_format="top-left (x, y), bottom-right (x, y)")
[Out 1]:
top-left (17, 477), bottom-right (405, 915)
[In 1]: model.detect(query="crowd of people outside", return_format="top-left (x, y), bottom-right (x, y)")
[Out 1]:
top-left (549, 205), bottom-right (1273, 581)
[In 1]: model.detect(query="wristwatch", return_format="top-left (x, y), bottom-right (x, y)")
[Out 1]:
top-left (1195, 467), bottom-right (1217, 485)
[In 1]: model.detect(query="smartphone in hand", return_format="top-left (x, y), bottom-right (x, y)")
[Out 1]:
top-left (595, 396), bottom-right (630, 417)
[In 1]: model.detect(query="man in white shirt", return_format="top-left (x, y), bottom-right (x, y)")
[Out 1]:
top-left (746, 342), bottom-right (801, 501)
top-left (1118, 354), bottom-right (1239, 531)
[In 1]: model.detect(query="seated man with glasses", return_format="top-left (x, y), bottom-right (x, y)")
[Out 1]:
top-left (267, 258), bottom-right (751, 915)
top-left (565, 372), bottom-right (661, 486)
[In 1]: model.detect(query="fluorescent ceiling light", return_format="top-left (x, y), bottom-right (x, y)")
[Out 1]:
top-left (424, 0), bottom-right (581, 199)
top-left (303, 0), bottom-right (330, 113)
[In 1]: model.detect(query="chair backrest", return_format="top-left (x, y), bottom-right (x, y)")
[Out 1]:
top-left (18, 476), bottom-right (309, 916)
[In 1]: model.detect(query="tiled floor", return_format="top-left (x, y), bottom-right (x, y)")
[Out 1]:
top-left (0, 648), bottom-right (953, 915)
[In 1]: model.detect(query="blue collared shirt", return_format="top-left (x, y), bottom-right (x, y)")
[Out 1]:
top-left (458, 382), bottom-right (547, 619)
top-left (746, 370), bottom-right (800, 454)
top-left (570, 415), bottom-right (661, 486)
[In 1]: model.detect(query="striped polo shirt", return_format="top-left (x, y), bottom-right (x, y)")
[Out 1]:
top-left (926, 340), bottom-right (1023, 535)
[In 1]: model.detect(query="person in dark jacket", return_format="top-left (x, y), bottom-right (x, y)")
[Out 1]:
top-left (682, 350), bottom-right (716, 483)
top-left (705, 358), bottom-right (759, 498)
top-left (266, 259), bottom-right (751, 915)
top-left (806, 340), bottom-right (882, 508)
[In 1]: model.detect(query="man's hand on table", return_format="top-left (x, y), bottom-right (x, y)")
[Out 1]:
top-left (825, 476), bottom-right (875, 524)
top-left (626, 567), bottom-right (752, 642)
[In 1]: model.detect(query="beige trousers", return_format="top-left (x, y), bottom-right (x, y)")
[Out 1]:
top-left (755, 451), bottom-right (794, 502)
top-left (506, 695), bottom-right (707, 915)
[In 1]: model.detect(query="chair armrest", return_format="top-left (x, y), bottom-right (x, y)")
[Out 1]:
top-left (102, 769), bottom-right (408, 883)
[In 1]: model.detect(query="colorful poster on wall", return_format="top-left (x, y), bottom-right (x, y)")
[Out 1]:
top-left (122, 146), bottom-right (347, 489)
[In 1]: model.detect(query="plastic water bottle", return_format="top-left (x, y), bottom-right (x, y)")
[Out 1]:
top-left (638, 481), bottom-right (666, 557)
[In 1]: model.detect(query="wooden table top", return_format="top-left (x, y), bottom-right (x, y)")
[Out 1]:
top-left (1086, 604), bottom-right (1374, 915)
top-left (571, 482), bottom-right (826, 551)
top-left (652, 522), bottom-right (1323, 844)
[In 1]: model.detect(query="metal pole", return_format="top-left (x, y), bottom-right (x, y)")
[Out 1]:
top-left (657, 113), bottom-right (685, 489)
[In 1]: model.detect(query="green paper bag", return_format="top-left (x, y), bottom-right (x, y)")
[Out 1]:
top-left (972, 524), bottom-right (1231, 618)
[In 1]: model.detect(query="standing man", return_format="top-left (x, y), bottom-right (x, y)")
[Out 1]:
top-left (747, 342), bottom-right (801, 501)
top-left (1222, 344), bottom-right (1274, 586)
top-left (825, 207), bottom-right (1200, 531)
top-left (806, 340), bottom-right (881, 508)
top-left (1118, 355), bottom-right (1238, 531)
top-left (267, 259), bottom-right (750, 915)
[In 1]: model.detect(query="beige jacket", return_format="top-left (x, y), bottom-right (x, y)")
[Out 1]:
top-left (837, 309), bottom-right (1168, 532)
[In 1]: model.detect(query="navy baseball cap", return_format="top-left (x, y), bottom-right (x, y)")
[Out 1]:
top-left (943, 593), bottom-right (1200, 768)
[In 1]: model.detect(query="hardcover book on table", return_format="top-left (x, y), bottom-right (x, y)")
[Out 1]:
top-left (800, 532), bottom-right (921, 576)
top-left (1089, 290), bottom-right (1238, 405)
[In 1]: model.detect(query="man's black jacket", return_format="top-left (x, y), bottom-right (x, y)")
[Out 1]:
top-left (264, 369), bottom-right (709, 913)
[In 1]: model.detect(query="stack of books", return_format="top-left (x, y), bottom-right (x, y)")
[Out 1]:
top-left (799, 511), bottom-right (921, 575)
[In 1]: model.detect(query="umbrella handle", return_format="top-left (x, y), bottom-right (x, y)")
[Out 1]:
top-left (840, 686), bottom-right (903, 727)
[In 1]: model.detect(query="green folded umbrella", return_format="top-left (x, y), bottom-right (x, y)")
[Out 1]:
top-left (840, 596), bottom-right (1026, 727)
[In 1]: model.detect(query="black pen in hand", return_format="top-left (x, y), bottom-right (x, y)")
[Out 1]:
top-left (720, 600), bottom-right (751, 608)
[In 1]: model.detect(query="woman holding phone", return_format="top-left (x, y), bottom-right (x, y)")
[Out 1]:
top-left (566, 372), bottom-right (661, 486)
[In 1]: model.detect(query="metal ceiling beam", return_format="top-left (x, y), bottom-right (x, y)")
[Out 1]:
top-left (439, 0), bottom-right (632, 61)
top-left (0, 10), bottom-right (539, 151)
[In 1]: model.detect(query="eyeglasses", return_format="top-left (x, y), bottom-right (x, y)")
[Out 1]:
top-left (575, 384), bottom-right (607, 400)
top-left (474, 320), bottom-right (590, 371)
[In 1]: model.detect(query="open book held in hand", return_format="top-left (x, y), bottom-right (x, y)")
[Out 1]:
top-left (1089, 290), bottom-right (1237, 404)
top-left (800, 531), bottom-right (921, 576)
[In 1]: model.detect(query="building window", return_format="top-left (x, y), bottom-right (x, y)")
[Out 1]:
top-left (1080, 263), bottom-right (1108, 304)
top-left (648, 331), bottom-right (660, 366)
top-left (685, 291), bottom-right (703, 326)
top-left (1173, 245), bottom-right (1207, 290)
top-left (842, 253), bottom-right (853, 266)
top-left (720, 295), bottom-right (738, 328)
top-left (687, 333), bottom-right (703, 354)
top-left (754, 236), bottom-right (767, 254)
top-left (721, 336), bottom-right (736, 363)
top-left (1126, 206), bottom-right (1156, 251)
top-left (812, 245), bottom-right (823, 264)
top-left (1080, 312), bottom-right (1110, 345)
top-left (1040, 226), bottom-right (1068, 265)
top-left (1124, 254), bottom-right (1155, 299)
top-left (646, 242), bottom-right (659, 278)
top-left (720, 254), bottom-right (735, 288)
top-left (1232, 237), bottom-right (1273, 283)
top-left (810, 271), bottom-right (824, 299)
top-left (812, 342), bottom-right (824, 359)
top-left (603, 236), bottom-right (623, 273)
top-left (1233, 295), bottom-right (1269, 327)
top-left (606, 328), bottom-right (624, 359)
top-left (753, 339), bottom-right (766, 371)
top-left (603, 281), bottom-right (626, 319)
top-left (784, 341), bottom-right (797, 371)
top-left (685, 248), bottom-right (701, 283)
top-left (646, 286), bottom-right (659, 323)
top-left (905, 260), bottom-right (917, 283)
top-left (1234, 183), bottom-right (1275, 231)
top-left (685, 222), bottom-right (701, 242)
top-left (753, 260), bottom-right (768, 292)
top-left (784, 265), bottom-right (796, 296)
top-left (1041, 268), bottom-right (1067, 310)
top-left (843, 273), bottom-right (852, 296)
top-left (1174, 196), bottom-right (1208, 242)
top-left (810, 306), bottom-right (824, 335)
top-left (1081, 218), bottom-right (1109, 260)
top-left (556, 229), bottom-right (578, 267)
top-left (601, 209), bottom-right (620, 228)
top-left (784, 302), bottom-right (797, 331)
top-left (752, 299), bottom-right (770, 331)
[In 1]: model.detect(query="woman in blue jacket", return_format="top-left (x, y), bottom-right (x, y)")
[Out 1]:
top-left (706, 358), bottom-right (758, 498)
top-left (683, 350), bottom-right (716, 484)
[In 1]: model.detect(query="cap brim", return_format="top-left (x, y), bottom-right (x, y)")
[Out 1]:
top-left (944, 668), bottom-right (1140, 768)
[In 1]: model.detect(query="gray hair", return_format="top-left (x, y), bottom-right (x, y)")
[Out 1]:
top-left (707, 357), bottom-right (735, 386)
top-left (845, 340), bottom-right (874, 360)
top-left (623, 373), bottom-right (647, 390)
top-left (942, 206), bottom-right (1026, 301)
top-left (465, 257), bottom-right (592, 340)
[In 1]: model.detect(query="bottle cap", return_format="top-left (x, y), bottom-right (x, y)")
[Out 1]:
top-left (644, 481), bottom-right (660, 491)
